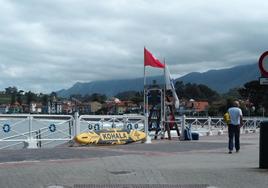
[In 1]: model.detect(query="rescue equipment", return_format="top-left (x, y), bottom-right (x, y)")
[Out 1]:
top-left (75, 128), bottom-right (146, 145)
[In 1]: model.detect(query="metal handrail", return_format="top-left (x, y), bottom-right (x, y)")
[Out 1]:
top-left (0, 114), bottom-right (266, 149)
top-left (0, 114), bottom-right (74, 149)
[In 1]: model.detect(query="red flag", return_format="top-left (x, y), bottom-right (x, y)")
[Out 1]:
top-left (144, 48), bottom-right (165, 68)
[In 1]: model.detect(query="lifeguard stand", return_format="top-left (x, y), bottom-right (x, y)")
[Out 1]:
top-left (145, 80), bottom-right (180, 140)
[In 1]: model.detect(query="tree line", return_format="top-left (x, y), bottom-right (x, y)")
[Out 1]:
top-left (173, 80), bottom-right (268, 116)
top-left (2, 79), bottom-right (268, 116)
top-left (3, 86), bottom-right (54, 106)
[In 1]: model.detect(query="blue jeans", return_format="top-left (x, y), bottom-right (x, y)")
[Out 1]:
top-left (228, 125), bottom-right (240, 151)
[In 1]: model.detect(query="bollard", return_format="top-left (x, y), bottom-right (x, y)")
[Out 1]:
top-left (259, 121), bottom-right (268, 169)
top-left (207, 116), bottom-right (212, 136)
top-left (218, 130), bottom-right (223, 135)
top-left (23, 137), bottom-right (38, 149)
top-left (180, 115), bottom-right (186, 141)
top-left (145, 112), bottom-right (151, 144)
top-left (74, 112), bottom-right (80, 136)
top-left (206, 131), bottom-right (212, 136)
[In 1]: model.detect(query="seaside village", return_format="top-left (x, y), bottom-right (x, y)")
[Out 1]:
top-left (0, 87), bottom-right (209, 116)
top-left (0, 94), bottom-right (209, 116)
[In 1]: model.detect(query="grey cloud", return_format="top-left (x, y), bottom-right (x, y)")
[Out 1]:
top-left (0, 0), bottom-right (267, 93)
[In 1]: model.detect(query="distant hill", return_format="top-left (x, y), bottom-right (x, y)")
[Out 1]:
top-left (177, 63), bottom-right (259, 93)
top-left (57, 63), bottom-right (260, 97)
top-left (57, 76), bottom-right (163, 98)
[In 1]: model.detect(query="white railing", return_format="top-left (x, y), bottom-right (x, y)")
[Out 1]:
top-left (78, 114), bottom-right (146, 134)
top-left (175, 116), bottom-right (267, 138)
top-left (0, 114), bottom-right (74, 149)
top-left (0, 113), bottom-right (266, 149)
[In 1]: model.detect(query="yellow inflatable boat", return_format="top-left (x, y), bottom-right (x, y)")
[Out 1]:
top-left (75, 128), bottom-right (147, 145)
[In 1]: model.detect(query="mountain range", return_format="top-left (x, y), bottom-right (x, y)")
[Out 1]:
top-left (57, 63), bottom-right (260, 97)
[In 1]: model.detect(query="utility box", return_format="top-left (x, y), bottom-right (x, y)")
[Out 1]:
top-left (259, 121), bottom-right (268, 169)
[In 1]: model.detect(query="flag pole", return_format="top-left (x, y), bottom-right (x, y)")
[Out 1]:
top-left (144, 47), bottom-right (151, 143)
top-left (163, 59), bottom-right (166, 133)
top-left (143, 47), bottom-right (146, 116)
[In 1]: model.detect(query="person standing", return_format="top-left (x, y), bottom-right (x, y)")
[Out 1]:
top-left (227, 100), bottom-right (243, 154)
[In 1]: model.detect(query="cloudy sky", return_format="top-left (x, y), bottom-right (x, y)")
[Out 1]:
top-left (0, 0), bottom-right (267, 93)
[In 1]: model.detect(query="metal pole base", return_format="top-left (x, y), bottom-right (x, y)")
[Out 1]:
top-left (145, 134), bottom-right (152, 144)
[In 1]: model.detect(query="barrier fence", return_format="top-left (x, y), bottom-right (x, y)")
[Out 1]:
top-left (177, 116), bottom-right (265, 139)
top-left (0, 113), bottom-right (266, 149)
top-left (78, 115), bottom-right (146, 133)
top-left (0, 114), bottom-right (73, 149)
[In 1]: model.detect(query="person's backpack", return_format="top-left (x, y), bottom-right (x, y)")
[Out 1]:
top-left (223, 112), bottom-right (231, 124)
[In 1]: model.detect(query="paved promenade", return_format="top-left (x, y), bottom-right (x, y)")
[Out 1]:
top-left (0, 133), bottom-right (267, 188)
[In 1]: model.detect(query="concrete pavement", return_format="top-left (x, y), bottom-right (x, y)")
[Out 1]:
top-left (0, 133), bottom-right (267, 188)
